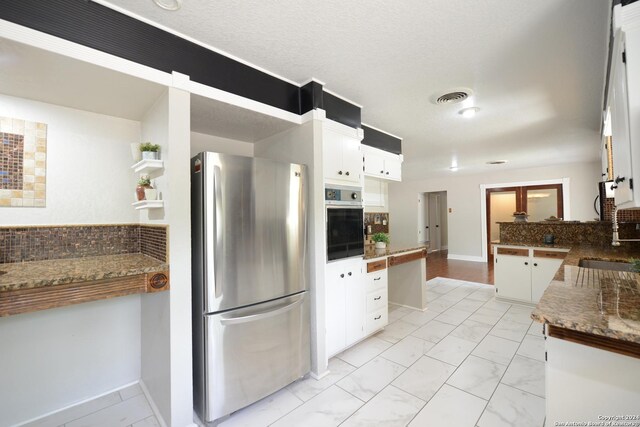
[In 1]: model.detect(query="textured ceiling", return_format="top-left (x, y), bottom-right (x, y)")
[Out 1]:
top-left (102, 0), bottom-right (611, 178)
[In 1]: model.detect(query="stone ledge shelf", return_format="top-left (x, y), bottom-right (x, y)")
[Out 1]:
top-left (0, 253), bottom-right (169, 317)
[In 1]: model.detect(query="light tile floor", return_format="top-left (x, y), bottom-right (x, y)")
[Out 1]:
top-left (27, 277), bottom-right (546, 427)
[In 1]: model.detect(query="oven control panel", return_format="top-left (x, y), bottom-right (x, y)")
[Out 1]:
top-left (325, 186), bottom-right (362, 205)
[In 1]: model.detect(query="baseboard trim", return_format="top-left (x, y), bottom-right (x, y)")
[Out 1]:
top-left (139, 379), bottom-right (169, 427)
top-left (12, 380), bottom-right (140, 427)
top-left (388, 301), bottom-right (426, 312)
top-left (446, 254), bottom-right (484, 262)
top-left (310, 369), bottom-right (331, 380)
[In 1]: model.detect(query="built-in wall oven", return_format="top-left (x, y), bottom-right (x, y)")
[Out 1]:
top-left (325, 185), bottom-right (364, 261)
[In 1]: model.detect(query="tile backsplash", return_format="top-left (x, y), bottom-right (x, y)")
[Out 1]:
top-left (0, 224), bottom-right (167, 263)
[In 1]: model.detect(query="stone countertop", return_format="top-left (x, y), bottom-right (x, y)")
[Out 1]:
top-left (363, 244), bottom-right (428, 260)
top-left (0, 254), bottom-right (168, 292)
top-left (493, 241), bottom-right (573, 250)
top-left (529, 244), bottom-right (640, 344)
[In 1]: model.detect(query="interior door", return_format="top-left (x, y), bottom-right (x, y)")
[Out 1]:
top-left (428, 193), bottom-right (441, 251)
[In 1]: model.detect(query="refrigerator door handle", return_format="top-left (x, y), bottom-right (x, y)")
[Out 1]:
top-left (220, 295), bottom-right (304, 326)
top-left (205, 162), bottom-right (222, 307)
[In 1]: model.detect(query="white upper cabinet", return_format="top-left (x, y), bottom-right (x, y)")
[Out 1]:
top-left (362, 145), bottom-right (403, 181)
top-left (323, 120), bottom-right (363, 185)
top-left (609, 4), bottom-right (640, 208)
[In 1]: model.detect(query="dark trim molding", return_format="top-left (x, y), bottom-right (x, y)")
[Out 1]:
top-left (362, 125), bottom-right (402, 155)
top-left (300, 81), bottom-right (324, 113)
top-left (0, 0), bottom-right (300, 114)
top-left (323, 92), bottom-right (362, 129)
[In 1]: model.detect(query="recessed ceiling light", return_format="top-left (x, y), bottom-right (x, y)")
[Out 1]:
top-left (459, 107), bottom-right (480, 118)
top-left (152, 0), bottom-right (183, 11)
top-left (486, 160), bottom-right (508, 165)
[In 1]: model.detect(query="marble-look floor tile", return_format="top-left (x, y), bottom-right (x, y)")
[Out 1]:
top-left (131, 416), bottom-right (160, 427)
top-left (501, 306), bottom-right (535, 325)
top-left (119, 383), bottom-right (143, 401)
top-left (501, 355), bottom-right (545, 398)
top-left (527, 321), bottom-right (545, 337)
top-left (287, 357), bottom-right (356, 401)
top-left (22, 392), bottom-right (122, 427)
top-left (270, 386), bottom-right (363, 427)
top-left (341, 385), bottom-right (425, 427)
top-left (450, 320), bottom-right (493, 343)
top-left (336, 357), bottom-right (405, 402)
top-left (446, 286), bottom-right (477, 299)
top-left (375, 320), bottom-right (419, 344)
top-left (426, 335), bottom-right (477, 366)
top-left (392, 356), bottom-right (456, 401)
top-left (517, 334), bottom-right (545, 362)
top-left (66, 394), bottom-right (152, 427)
top-left (380, 335), bottom-right (435, 367)
top-left (472, 335), bottom-right (519, 366)
top-left (388, 305), bottom-right (413, 323)
top-left (426, 296), bottom-right (461, 313)
top-left (466, 288), bottom-right (496, 302)
top-left (408, 384), bottom-right (486, 427)
top-left (411, 320), bottom-right (456, 343)
top-left (481, 299), bottom-right (512, 313)
top-left (467, 308), bottom-right (505, 326)
top-left (218, 388), bottom-right (302, 427)
top-left (446, 355), bottom-right (507, 399)
top-left (401, 309), bottom-right (439, 326)
top-left (435, 308), bottom-right (472, 326)
top-left (336, 336), bottom-right (392, 367)
top-left (453, 298), bottom-right (486, 313)
top-left (489, 318), bottom-right (530, 342)
top-left (477, 384), bottom-right (545, 427)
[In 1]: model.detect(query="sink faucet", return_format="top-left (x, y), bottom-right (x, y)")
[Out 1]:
top-left (612, 206), bottom-right (640, 246)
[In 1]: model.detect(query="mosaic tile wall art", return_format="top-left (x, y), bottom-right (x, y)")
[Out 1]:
top-left (0, 116), bottom-right (47, 207)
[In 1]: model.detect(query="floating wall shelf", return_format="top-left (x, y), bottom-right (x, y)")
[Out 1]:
top-left (132, 200), bottom-right (164, 210)
top-left (132, 159), bottom-right (164, 174)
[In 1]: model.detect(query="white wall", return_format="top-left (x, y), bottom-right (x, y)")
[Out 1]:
top-left (190, 132), bottom-right (254, 158)
top-left (0, 297), bottom-right (141, 427)
top-left (254, 114), bottom-right (327, 376)
top-left (364, 177), bottom-right (389, 213)
top-left (389, 161), bottom-right (601, 260)
top-left (0, 94), bottom-right (139, 225)
top-left (0, 95), bottom-right (143, 426)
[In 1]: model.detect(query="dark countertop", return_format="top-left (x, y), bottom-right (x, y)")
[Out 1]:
top-left (493, 241), bottom-right (572, 250)
top-left (0, 254), bottom-right (168, 292)
top-left (363, 244), bottom-right (428, 260)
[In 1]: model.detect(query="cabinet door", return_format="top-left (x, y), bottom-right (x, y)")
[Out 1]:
top-left (610, 33), bottom-right (634, 205)
top-left (341, 135), bottom-right (363, 184)
top-left (323, 129), bottom-right (345, 183)
top-left (325, 262), bottom-right (346, 357)
top-left (531, 257), bottom-right (564, 303)
top-left (364, 151), bottom-right (385, 178)
top-left (495, 253), bottom-right (531, 302)
top-left (384, 157), bottom-right (402, 181)
top-left (345, 263), bottom-right (365, 346)
top-left (364, 177), bottom-right (382, 207)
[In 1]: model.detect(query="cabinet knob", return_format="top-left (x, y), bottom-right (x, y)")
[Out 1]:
top-left (345, 171), bottom-right (350, 176)
top-left (534, 263), bottom-right (538, 267)
top-left (338, 170), bottom-right (343, 175)
top-left (386, 172), bottom-right (389, 175)
top-left (380, 170), bottom-right (384, 174)
top-left (348, 272), bottom-right (352, 276)
top-left (340, 273), bottom-right (345, 278)
top-left (524, 262), bottom-right (529, 266)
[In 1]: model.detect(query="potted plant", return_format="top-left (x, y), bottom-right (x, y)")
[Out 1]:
top-left (136, 176), bottom-right (153, 201)
top-left (372, 232), bottom-right (390, 249)
top-left (140, 142), bottom-right (160, 160)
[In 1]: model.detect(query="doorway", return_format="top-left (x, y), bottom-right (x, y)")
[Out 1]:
top-left (486, 184), bottom-right (563, 260)
top-left (418, 191), bottom-right (448, 252)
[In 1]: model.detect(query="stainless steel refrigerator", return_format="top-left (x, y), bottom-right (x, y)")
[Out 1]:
top-left (191, 152), bottom-right (310, 423)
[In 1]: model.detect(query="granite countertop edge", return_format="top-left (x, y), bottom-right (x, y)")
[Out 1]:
top-left (0, 254), bottom-right (168, 292)
top-left (363, 244), bottom-right (428, 261)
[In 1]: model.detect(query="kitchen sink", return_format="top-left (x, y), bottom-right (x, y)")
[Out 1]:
top-left (578, 259), bottom-right (634, 272)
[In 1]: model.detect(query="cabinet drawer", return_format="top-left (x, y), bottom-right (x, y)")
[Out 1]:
top-left (366, 288), bottom-right (387, 313)
top-left (533, 250), bottom-right (567, 260)
top-left (496, 247), bottom-right (529, 257)
top-left (366, 271), bottom-right (388, 292)
top-left (365, 307), bottom-right (388, 334)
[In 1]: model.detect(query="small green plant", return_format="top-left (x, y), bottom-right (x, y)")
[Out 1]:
top-left (631, 258), bottom-right (640, 273)
top-left (371, 232), bottom-right (390, 244)
top-left (139, 142), bottom-right (160, 152)
top-left (138, 176), bottom-right (151, 186)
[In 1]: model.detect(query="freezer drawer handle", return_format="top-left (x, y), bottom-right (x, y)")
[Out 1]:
top-left (220, 297), bottom-right (304, 326)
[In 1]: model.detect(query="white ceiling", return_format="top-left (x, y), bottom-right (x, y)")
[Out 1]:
top-left (103, 0), bottom-right (610, 178)
top-left (0, 38), bottom-right (166, 121)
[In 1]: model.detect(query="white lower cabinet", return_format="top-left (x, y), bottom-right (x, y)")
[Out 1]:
top-left (494, 246), bottom-right (567, 303)
top-left (325, 258), bottom-right (364, 357)
top-left (325, 258), bottom-right (388, 357)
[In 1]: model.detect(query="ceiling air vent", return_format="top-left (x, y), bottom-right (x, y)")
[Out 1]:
top-left (435, 91), bottom-right (469, 105)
